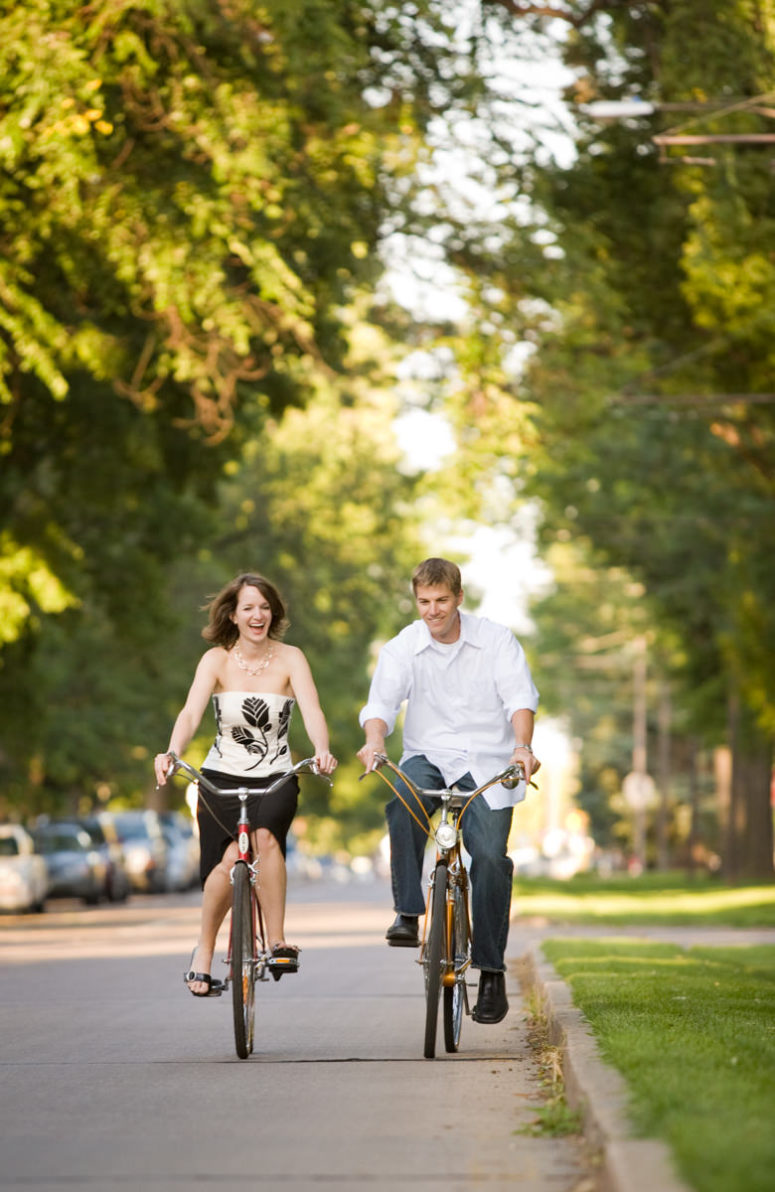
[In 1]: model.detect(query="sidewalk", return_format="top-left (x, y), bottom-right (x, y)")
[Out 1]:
top-left (510, 921), bottom-right (775, 1192)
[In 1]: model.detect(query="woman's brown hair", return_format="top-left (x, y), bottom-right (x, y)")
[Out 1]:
top-left (201, 573), bottom-right (289, 647)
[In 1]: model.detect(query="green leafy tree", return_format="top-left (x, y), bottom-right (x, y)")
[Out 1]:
top-left (468, 0), bottom-right (775, 877)
top-left (0, 0), bottom-right (506, 818)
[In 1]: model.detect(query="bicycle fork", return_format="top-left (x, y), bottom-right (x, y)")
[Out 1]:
top-left (419, 855), bottom-right (471, 993)
top-left (445, 861), bottom-right (472, 986)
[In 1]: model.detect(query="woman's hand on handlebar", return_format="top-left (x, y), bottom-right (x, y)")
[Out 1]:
top-left (314, 750), bottom-right (338, 776)
top-left (154, 752), bottom-right (174, 787)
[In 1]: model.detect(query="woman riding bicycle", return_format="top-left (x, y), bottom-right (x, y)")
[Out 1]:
top-left (154, 572), bottom-right (337, 997)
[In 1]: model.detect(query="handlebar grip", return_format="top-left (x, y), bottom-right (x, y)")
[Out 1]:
top-left (501, 764), bottom-right (525, 791)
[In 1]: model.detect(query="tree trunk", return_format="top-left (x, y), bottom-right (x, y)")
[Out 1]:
top-left (687, 737), bottom-right (699, 878)
top-left (725, 690), bottom-right (774, 881)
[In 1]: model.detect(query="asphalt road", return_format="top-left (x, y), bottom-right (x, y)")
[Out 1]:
top-left (0, 877), bottom-right (594, 1192)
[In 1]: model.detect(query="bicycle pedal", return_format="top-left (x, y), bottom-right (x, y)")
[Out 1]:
top-left (267, 959), bottom-right (298, 974)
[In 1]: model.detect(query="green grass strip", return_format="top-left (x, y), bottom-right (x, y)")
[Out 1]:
top-left (543, 938), bottom-right (775, 1192)
top-left (516, 872), bottom-right (775, 925)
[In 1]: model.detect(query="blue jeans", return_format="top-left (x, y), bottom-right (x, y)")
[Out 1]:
top-left (385, 755), bottom-right (514, 973)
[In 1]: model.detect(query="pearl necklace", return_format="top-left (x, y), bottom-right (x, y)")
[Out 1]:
top-left (232, 642), bottom-right (274, 676)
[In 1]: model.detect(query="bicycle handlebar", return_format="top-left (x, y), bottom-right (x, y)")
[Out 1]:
top-left (369, 752), bottom-right (525, 791)
top-left (362, 753), bottom-right (529, 842)
top-left (165, 751), bottom-right (332, 799)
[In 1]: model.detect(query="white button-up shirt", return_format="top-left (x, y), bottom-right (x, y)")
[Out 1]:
top-left (359, 612), bottom-right (539, 809)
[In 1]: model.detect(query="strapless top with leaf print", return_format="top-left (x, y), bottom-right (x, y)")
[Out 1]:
top-left (202, 692), bottom-right (295, 776)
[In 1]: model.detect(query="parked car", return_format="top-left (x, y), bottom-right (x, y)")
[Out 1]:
top-left (32, 821), bottom-right (108, 905)
top-left (0, 825), bottom-right (48, 913)
top-left (78, 814), bottom-right (132, 902)
top-left (159, 811), bottom-right (199, 892)
top-left (109, 810), bottom-right (169, 893)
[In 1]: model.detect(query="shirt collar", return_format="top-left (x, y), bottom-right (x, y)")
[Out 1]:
top-left (413, 611), bottom-right (481, 654)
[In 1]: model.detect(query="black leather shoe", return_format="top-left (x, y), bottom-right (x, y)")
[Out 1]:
top-left (385, 913), bottom-right (419, 947)
top-left (472, 970), bottom-right (509, 1023)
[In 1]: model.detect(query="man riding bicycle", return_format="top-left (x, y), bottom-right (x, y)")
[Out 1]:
top-left (357, 557), bottom-right (540, 1025)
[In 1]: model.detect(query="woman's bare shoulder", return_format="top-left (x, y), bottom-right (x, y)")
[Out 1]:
top-left (279, 642), bottom-right (309, 668)
top-left (199, 645), bottom-right (229, 665)
top-left (196, 645), bottom-right (230, 680)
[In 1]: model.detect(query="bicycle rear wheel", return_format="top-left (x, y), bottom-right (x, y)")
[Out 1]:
top-left (443, 874), bottom-right (470, 1053)
top-left (423, 860), bottom-right (447, 1059)
top-left (231, 861), bottom-right (256, 1059)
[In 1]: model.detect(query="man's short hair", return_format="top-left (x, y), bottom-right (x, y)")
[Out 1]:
top-left (411, 558), bottom-right (462, 596)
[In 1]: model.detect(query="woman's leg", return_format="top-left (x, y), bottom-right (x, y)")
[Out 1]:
top-left (186, 842), bottom-right (237, 994)
top-left (253, 827), bottom-right (288, 948)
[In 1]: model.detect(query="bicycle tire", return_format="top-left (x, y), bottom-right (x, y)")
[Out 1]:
top-left (443, 873), bottom-right (470, 1052)
top-left (423, 859), bottom-right (447, 1059)
top-left (231, 861), bottom-right (256, 1059)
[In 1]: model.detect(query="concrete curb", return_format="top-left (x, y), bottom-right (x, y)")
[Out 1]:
top-left (520, 942), bottom-right (693, 1192)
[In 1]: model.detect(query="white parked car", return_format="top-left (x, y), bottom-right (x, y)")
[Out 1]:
top-left (0, 824), bottom-right (48, 913)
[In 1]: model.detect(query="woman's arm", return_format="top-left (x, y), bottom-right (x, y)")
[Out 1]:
top-left (154, 650), bottom-right (222, 784)
top-left (286, 647), bottom-right (337, 775)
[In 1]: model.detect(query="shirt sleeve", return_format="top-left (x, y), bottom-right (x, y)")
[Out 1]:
top-left (358, 637), bottom-right (413, 734)
top-left (491, 625), bottom-right (539, 719)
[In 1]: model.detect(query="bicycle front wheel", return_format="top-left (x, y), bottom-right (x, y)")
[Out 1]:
top-left (423, 860), bottom-right (447, 1059)
top-left (443, 874), bottom-right (470, 1053)
top-left (231, 861), bottom-right (256, 1059)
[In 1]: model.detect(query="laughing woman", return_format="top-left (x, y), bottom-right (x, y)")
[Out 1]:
top-left (154, 573), bottom-right (337, 997)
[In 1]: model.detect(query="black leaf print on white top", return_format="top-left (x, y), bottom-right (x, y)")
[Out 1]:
top-left (212, 698), bottom-right (224, 758)
top-left (269, 699), bottom-right (294, 763)
top-left (243, 697), bottom-right (271, 732)
top-left (277, 700), bottom-right (292, 739)
top-left (231, 697), bottom-right (271, 764)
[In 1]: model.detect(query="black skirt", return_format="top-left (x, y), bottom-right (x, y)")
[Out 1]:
top-left (196, 767), bottom-right (299, 887)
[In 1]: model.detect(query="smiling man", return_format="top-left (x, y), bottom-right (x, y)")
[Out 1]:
top-left (357, 557), bottom-right (540, 1024)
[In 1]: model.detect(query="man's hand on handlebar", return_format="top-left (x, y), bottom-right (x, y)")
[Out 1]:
top-left (509, 744), bottom-right (540, 782)
top-left (357, 742), bottom-right (386, 773)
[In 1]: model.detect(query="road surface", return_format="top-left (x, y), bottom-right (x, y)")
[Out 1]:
top-left (0, 877), bottom-right (594, 1192)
